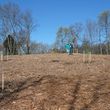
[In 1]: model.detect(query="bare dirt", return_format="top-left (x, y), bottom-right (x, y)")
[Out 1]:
top-left (0, 53), bottom-right (110, 110)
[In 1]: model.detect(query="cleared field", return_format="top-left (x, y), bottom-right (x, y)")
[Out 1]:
top-left (0, 53), bottom-right (110, 110)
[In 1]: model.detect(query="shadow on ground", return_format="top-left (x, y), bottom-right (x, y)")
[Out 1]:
top-left (0, 75), bottom-right (110, 110)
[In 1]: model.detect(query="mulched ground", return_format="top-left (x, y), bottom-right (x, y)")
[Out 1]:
top-left (0, 53), bottom-right (110, 110)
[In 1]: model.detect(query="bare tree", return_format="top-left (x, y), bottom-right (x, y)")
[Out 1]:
top-left (30, 41), bottom-right (50, 54)
top-left (70, 23), bottom-right (83, 37)
top-left (54, 24), bottom-right (83, 53)
top-left (86, 20), bottom-right (97, 53)
top-left (98, 10), bottom-right (110, 54)
top-left (96, 23), bottom-right (103, 54)
top-left (0, 2), bottom-right (23, 54)
top-left (0, 2), bottom-right (22, 39)
top-left (55, 27), bottom-right (68, 51)
top-left (69, 23), bottom-right (83, 52)
top-left (0, 2), bottom-right (36, 55)
top-left (21, 11), bottom-right (36, 54)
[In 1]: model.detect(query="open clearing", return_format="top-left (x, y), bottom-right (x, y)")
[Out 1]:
top-left (0, 53), bottom-right (110, 110)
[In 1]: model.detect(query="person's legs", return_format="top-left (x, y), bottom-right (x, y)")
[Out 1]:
top-left (66, 49), bottom-right (70, 55)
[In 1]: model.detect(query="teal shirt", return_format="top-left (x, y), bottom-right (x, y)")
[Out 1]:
top-left (65, 44), bottom-right (73, 54)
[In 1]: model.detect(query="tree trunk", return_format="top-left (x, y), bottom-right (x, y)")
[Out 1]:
top-left (27, 45), bottom-right (30, 54)
top-left (100, 44), bottom-right (102, 54)
top-left (99, 32), bottom-right (102, 54)
top-left (105, 27), bottom-right (109, 55)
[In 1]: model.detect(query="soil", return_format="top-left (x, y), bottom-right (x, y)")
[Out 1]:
top-left (0, 53), bottom-right (110, 110)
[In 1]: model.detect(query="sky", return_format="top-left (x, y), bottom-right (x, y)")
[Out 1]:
top-left (0, 0), bottom-right (110, 44)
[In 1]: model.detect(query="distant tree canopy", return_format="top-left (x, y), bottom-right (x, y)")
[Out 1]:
top-left (0, 2), bottom-right (36, 55)
top-left (30, 41), bottom-right (50, 54)
top-left (54, 24), bottom-right (82, 53)
top-left (0, 2), bottom-right (110, 55)
top-left (98, 10), bottom-right (110, 54)
top-left (54, 10), bottom-right (110, 54)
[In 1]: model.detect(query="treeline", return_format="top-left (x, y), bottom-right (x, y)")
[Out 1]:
top-left (0, 2), bottom-right (110, 55)
top-left (53, 10), bottom-right (110, 54)
top-left (30, 42), bottom-right (50, 54)
top-left (0, 2), bottom-right (51, 55)
top-left (0, 2), bottom-right (36, 54)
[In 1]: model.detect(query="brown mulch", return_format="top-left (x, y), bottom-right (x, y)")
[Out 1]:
top-left (0, 53), bottom-right (110, 110)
